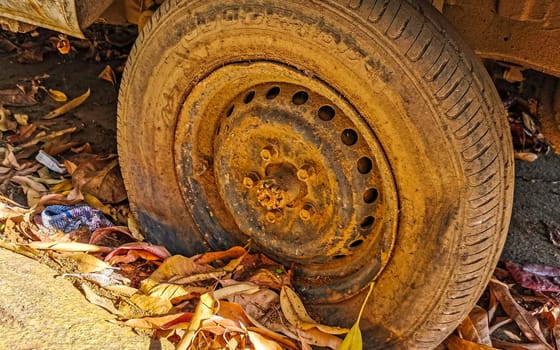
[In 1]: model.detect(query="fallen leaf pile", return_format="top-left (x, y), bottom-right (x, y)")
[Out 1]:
top-left (490, 62), bottom-right (552, 162)
top-left (0, 24), bottom-right (136, 64)
top-left (0, 195), bottom-right (364, 349)
top-left (441, 264), bottom-right (560, 350)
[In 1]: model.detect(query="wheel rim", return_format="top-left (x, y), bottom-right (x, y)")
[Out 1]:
top-left (175, 61), bottom-right (399, 302)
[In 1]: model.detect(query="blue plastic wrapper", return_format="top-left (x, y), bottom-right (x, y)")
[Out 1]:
top-left (41, 204), bottom-right (113, 233)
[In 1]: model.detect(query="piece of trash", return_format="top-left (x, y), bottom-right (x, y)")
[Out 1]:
top-left (41, 203), bottom-right (113, 233)
top-left (43, 89), bottom-right (90, 120)
top-left (35, 150), bottom-right (66, 174)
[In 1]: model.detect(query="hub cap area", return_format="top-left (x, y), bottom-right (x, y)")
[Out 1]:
top-left (175, 63), bottom-right (398, 301)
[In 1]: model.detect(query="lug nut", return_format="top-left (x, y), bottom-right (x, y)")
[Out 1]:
top-left (242, 173), bottom-right (260, 189)
top-left (297, 163), bottom-right (316, 181)
top-left (299, 203), bottom-right (316, 221)
top-left (260, 145), bottom-right (278, 161)
top-left (265, 211), bottom-right (277, 223)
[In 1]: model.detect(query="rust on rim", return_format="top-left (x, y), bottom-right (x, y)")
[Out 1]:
top-left (174, 62), bottom-right (399, 302)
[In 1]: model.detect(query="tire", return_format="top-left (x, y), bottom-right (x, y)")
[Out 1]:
top-left (117, 0), bottom-right (514, 348)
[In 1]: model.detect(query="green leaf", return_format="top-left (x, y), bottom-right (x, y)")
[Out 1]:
top-left (338, 282), bottom-right (374, 350)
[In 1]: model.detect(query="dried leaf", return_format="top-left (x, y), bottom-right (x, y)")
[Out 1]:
top-left (491, 339), bottom-right (553, 350)
top-left (43, 89), bottom-right (90, 120)
top-left (98, 65), bottom-right (117, 86)
top-left (297, 328), bottom-right (343, 349)
top-left (56, 34), bottom-right (71, 55)
top-left (44, 88), bottom-right (68, 102)
top-left (214, 282), bottom-right (261, 301)
top-left (505, 261), bottom-right (560, 292)
top-left (195, 246), bottom-right (247, 265)
top-left (280, 286), bottom-right (317, 328)
top-left (445, 335), bottom-right (498, 350)
top-left (279, 286), bottom-right (347, 336)
top-left (200, 315), bottom-right (245, 335)
top-left (63, 252), bottom-right (111, 272)
top-left (489, 279), bottom-right (554, 349)
top-left (248, 330), bottom-right (282, 350)
top-left (176, 292), bottom-right (217, 350)
top-left (81, 283), bottom-right (123, 316)
top-left (19, 127), bottom-right (77, 149)
top-left (122, 312), bottom-right (192, 330)
top-left (0, 84), bottom-right (39, 106)
top-left (6, 124), bottom-right (37, 144)
top-left (104, 242), bottom-right (171, 264)
top-left (147, 255), bottom-right (214, 283)
top-left (14, 114), bottom-right (28, 126)
top-left (143, 283), bottom-right (211, 304)
top-left (469, 306), bottom-right (492, 346)
top-left (0, 106), bottom-right (17, 132)
top-left (515, 152), bottom-right (538, 162)
top-left (28, 241), bottom-right (106, 253)
top-left (128, 293), bottom-right (173, 316)
top-left (71, 156), bottom-right (127, 203)
top-left (522, 263), bottom-right (560, 277)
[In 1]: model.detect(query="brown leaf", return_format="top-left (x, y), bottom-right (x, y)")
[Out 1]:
top-left (81, 283), bottom-right (123, 316)
top-left (104, 242), bottom-right (171, 264)
top-left (515, 152), bottom-right (538, 162)
top-left (0, 37), bottom-right (18, 52)
top-left (505, 261), bottom-right (560, 292)
top-left (122, 312), bottom-right (192, 330)
top-left (0, 84), bottom-right (39, 106)
top-left (0, 105), bottom-right (17, 132)
top-left (6, 124), bottom-right (37, 144)
top-left (98, 65), bottom-right (117, 86)
top-left (71, 156), bottom-right (127, 203)
top-left (491, 339), bottom-right (554, 350)
top-left (445, 334), bottom-right (499, 349)
top-left (43, 89), bottom-right (90, 119)
top-left (194, 245), bottom-right (247, 265)
top-left (488, 279), bottom-right (554, 349)
top-left (146, 255), bottom-right (214, 283)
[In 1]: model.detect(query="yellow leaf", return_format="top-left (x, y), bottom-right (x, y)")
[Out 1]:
top-left (43, 88), bottom-right (68, 102)
top-left (149, 255), bottom-right (214, 282)
top-left (176, 292), bottom-right (217, 350)
top-left (338, 282), bottom-right (374, 350)
top-left (43, 89), bottom-right (90, 120)
top-left (28, 241), bottom-right (104, 253)
top-left (337, 322), bottom-right (361, 350)
top-left (248, 330), bottom-right (283, 350)
top-left (213, 282), bottom-right (261, 300)
top-left (280, 286), bottom-right (316, 327)
top-left (81, 283), bottom-right (122, 316)
top-left (64, 252), bottom-right (111, 272)
top-left (129, 293), bottom-right (172, 315)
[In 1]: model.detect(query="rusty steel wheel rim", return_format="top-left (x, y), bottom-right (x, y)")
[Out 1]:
top-left (174, 62), bottom-right (399, 302)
